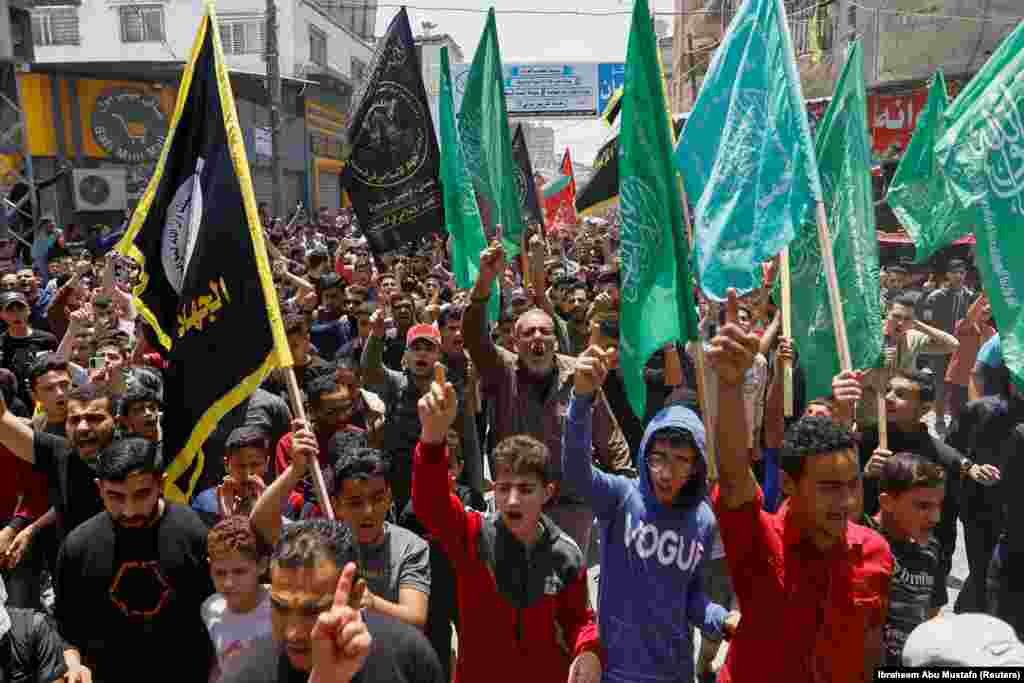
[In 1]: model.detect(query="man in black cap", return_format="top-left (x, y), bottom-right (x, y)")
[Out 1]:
top-left (919, 259), bottom-right (976, 432)
top-left (0, 291), bottom-right (58, 408)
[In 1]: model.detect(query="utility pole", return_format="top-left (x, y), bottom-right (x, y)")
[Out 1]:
top-left (265, 0), bottom-right (284, 219)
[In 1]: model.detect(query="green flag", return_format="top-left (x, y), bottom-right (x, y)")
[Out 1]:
top-left (788, 41), bottom-right (883, 401)
top-left (619, 0), bottom-right (698, 419)
top-left (886, 70), bottom-right (960, 263)
top-left (675, 0), bottom-right (822, 300)
top-left (458, 9), bottom-right (524, 257)
top-left (935, 20), bottom-right (1024, 387)
top-left (439, 47), bottom-right (498, 322)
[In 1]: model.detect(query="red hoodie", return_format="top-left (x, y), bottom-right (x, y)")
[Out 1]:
top-left (412, 441), bottom-right (603, 683)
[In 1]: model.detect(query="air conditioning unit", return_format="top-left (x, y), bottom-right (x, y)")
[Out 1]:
top-left (72, 168), bottom-right (127, 212)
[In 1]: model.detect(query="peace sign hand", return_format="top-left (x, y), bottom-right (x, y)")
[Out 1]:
top-left (308, 562), bottom-right (373, 683)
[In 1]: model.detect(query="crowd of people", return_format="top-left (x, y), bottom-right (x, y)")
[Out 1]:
top-left (0, 201), bottom-right (1021, 683)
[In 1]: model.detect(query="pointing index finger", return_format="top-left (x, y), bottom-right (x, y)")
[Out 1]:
top-left (434, 363), bottom-right (446, 386)
top-left (725, 288), bottom-right (739, 326)
top-left (334, 561), bottom-right (357, 610)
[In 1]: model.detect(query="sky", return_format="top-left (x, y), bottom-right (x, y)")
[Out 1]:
top-left (374, 0), bottom-right (682, 166)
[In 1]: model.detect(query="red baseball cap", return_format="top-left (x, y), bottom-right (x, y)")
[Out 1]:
top-left (406, 323), bottom-right (441, 347)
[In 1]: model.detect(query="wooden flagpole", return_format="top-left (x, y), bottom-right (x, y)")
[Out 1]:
top-left (814, 201), bottom-right (852, 371)
top-left (779, 247), bottom-right (795, 417)
top-left (676, 176), bottom-right (716, 481)
top-left (284, 369), bottom-right (335, 521)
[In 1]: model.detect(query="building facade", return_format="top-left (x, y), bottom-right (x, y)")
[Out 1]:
top-left (7, 0), bottom-right (375, 228)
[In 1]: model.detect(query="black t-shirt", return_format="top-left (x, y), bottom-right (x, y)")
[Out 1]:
top-left (53, 503), bottom-right (215, 683)
top-left (31, 432), bottom-right (104, 544)
top-left (222, 613), bottom-right (445, 683)
top-left (865, 516), bottom-right (940, 667)
top-left (0, 330), bottom-right (58, 405)
top-left (0, 608), bottom-right (68, 683)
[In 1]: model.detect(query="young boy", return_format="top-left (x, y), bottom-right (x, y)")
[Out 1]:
top-left (193, 427), bottom-right (271, 526)
top-left (564, 346), bottom-right (737, 683)
top-left (202, 516), bottom-right (271, 682)
top-left (398, 428), bottom-right (485, 680)
top-left (866, 452), bottom-right (945, 667)
top-left (413, 367), bottom-right (603, 683)
top-left (250, 428), bottom-right (431, 630)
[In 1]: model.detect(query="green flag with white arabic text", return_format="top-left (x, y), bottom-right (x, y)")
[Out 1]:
top-left (439, 47), bottom-right (498, 322)
top-left (936, 20), bottom-right (1024, 387)
top-left (619, 0), bottom-right (698, 419)
top-left (788, 41), bottom-right (883, 401)
top-left (458, 9), bottom-right (524, 257)
top-left (886, 70), bottom-right (961, 264)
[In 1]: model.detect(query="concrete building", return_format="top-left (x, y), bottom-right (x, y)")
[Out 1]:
top-left (518, 121), bottom-right (556, 173)
top-left (672, 0), bottom-right (836, 113)
top-left (414, 31), bottom-right (463, 144)
top-left (835, 0), bottom-right (1021, 86)
top-left (10, 0), bottom-right (376, 227)
top-left (672, 0), bottom-right (1021, 115)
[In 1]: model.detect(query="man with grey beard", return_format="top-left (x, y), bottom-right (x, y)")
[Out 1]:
top-left (463, 239), bottom-right (633, 555)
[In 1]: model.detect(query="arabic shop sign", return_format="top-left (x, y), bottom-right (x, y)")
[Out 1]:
top-left (91, 88), bottom-right (169, 164)
top-left (449, 62), bottom-right (625, 119)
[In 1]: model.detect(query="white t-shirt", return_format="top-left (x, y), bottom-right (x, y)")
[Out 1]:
top-left (201, 586), bottom-right (273, 681)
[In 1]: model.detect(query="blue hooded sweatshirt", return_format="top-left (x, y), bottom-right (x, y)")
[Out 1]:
top-left (563, 391), bottom-right (727, 683)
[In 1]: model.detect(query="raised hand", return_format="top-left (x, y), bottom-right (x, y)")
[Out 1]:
top-left (865, 448), bottom-right (891, 479)
top-left (567, 651), bottom-right (602, 683)
top-left (418, 364), bottom-right (457, 445)
top-left (574, 346), bottom-right (611, 397)
top-left (289, 419), bottom-right (317, 476)
top-left (831, 369), bottom-right (867, 424)
top-left (477, 241), bottom-right (507, 288)
top-left (308, 562), bottom-right (373, 683)
top-left (707, 289), bottom-right (759, 386)
top-left (369, 308), bottom-right (386, 338)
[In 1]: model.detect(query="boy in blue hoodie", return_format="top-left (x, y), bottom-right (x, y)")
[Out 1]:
top-left (563, 346), bottom-right (739, 683)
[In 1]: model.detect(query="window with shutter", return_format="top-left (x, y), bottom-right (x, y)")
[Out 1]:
top-left (31, 7), bottom-right (79, 46)
top-left (309, 27), bottom-right (327, 66)
top-left (120, 6), bottom-right (164, 43)
top-left (31, 15), bottom-right (47, 46)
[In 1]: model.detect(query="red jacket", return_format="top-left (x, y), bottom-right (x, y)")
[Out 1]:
top-left (412, 441), bottom-right (603, 683)
top-left (0, 445), bottom-right (49, 527)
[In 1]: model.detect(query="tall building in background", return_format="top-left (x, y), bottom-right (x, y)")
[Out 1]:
top-left (513, 122), bottom-right (556, 173)
top-left (415, 30), bottom-right (464, 145)
top-left (672, 0), bottom-right (1021, 115)
top-left (672, 0), bottom-right (836, 113)
top-left (837, 0), bottom-right (1020, 86)
top-left (319, 0), bottom-right (378, 41)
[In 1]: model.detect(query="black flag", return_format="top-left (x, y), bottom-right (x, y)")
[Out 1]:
top-left (342, 8), bottom-right (444, 255)
top-left (575, 117), bottom-right (685, 216)
top-left (117, 7), bottom-right (291, 502)
top-left (511, 124), bottom-right (544, 229)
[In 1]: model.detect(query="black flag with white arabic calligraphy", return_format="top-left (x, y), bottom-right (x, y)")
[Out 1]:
top-left (342, 8), bottom-right (444, 255)
top-left (512, 124), bottom-right (545, 229)
top-left (116, 8), bottom-right (290, 502)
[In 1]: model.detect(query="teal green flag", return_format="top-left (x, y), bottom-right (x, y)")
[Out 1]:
top-left (788, 41), bottom-right (883, 401)
top-left (619, 0), bottom-right (698, 419)
top-left (936, 20), bottom-right (1024, 387)
top-left (675, 0), bottom-right (822, 300)
top-left (886, 70), bottom-right (960, 264)
top-left (439, 47), bottom-right (498, 322)
top-left (458, 9), bottom-right (524, 257)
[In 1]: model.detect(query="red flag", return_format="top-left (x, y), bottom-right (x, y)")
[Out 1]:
top-left (543, 148), bottom-right (577, 232)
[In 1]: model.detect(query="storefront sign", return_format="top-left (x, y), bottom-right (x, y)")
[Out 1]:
top-left (306, 100), bottom-right (348, 161)
top-left (91, 88), bottom-right (168, 163)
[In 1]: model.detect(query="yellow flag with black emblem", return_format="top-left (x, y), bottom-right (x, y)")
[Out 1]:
top-left (116, 4), bottom-right (292, 503)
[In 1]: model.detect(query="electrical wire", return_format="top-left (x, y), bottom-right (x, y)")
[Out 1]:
top-left (327, 0), bottom-right (840, 17)
top-left (846, 0), bottom-right (1021, 24)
